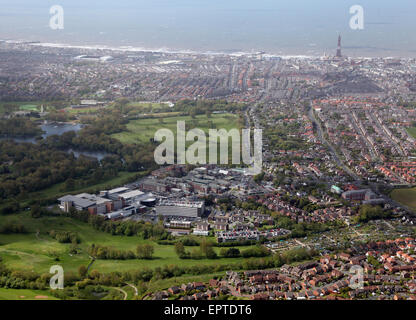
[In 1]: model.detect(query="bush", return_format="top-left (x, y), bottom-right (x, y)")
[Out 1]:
top-left (220, 248), bottom-right (241, 258)
top-left (49, 230), bottom-right (80, 244)
top-left (0, 222), bottom-right (28, 234)
top-left (136, 244), bottom-right (154, 260)
top-left (241, 246), bottom-right (270, 258)
top-left (0, 202), bottom-right (20, 215)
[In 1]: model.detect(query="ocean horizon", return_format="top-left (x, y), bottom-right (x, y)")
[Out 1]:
top-left (1, 0), bottom-right (416, 58)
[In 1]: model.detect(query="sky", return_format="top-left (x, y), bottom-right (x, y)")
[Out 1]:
top-left (0, 0), bottom-right (416, 56)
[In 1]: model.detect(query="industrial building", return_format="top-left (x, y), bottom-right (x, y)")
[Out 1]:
top-left (58, 187), bottom-right (154, 219)
top-left (341, 189), bottom-right (377, 201)
top-left (155, 200), bottom-right (205, 219)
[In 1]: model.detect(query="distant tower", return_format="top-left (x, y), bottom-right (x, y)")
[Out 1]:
top-left (336, 35), bottom-right (342, 58)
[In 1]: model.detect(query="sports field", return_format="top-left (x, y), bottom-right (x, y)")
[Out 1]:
top-left (406, 127), bottom-right (416, 139)
top-left (391, 188), bottom-right (416, 210)
top-left (112, 113), bottom-right (241, 144)
top-left (19, 104), bottom-right (39, 111)
top-left (127, 101), bottom-right (173, 112)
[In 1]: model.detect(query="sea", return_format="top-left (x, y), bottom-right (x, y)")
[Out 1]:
top-left (0, 0), bottom-right (416, 57)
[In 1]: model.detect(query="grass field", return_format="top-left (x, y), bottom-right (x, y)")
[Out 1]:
top-left (391, 188), bottom-right (416, 210)
top-left (0, 288), bottom-right (58, 300)
top-left (407, 127), bottom-right (416, 139)
top-left (19, 104), bottom-right (39, 111)
top-left (64, 106), bottom-right (105, 114)
top-left (112, 113), bottom-right (241, 144)
top-left (0, 213), bottom-right (253, 275)
top-left (0, 101), bottom-right (40, 114)
top-left (0, 101), bottom-right (61, 115)
top-left (127, 101), bottom-right (173, 112)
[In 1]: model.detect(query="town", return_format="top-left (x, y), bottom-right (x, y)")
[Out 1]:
top-left (0, 36), bottom-right (415, 301)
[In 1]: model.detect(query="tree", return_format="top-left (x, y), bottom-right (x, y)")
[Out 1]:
top-left (220, 248), bottom-right (241, 258)
top-left (64, 178), bottom-right (76, 191)
top-left (200, 239), bottom-right (217, 259)
top-left (174, 242), bottom-right (185, 257)
top-left (30, 205), bottom-right (43, 219)
top-left (89, 270), bottom-right (101, 280)
top-left (254, 171), bottom-right (265, 184)
top-left (78, 265), bottom-right (88, 279)
top-left (190, 109), bottom-right (197, 119)
top-left (136, 244), bottom-right (154, 260)
top-left (3, 103), bottom-right (15, 114)
top-left (205, 246), bottom-right (217, 259)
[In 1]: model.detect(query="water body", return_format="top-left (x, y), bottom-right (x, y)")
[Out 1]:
top-left (0, 122), bottom-right (110, 160)
top-left (0, 0), bottom-right (416, 57)
top-left (40, 122), bottom-right (82, 138)
top-left (1, 122), bottom-right (82, 143)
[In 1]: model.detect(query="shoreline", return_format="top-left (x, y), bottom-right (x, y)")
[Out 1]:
top-left (3, 38), bottom-right (412, 60)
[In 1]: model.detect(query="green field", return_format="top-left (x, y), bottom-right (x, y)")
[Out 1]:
top-left (112, 113), bottom-right (241, 144)
top-left (19, 104), bottom-right (39, 111)
top-left (0, 101), bottom-right (62, 115)
top-left (407, 127), bottom-right (416, 139)
top-left (64, 106), bottom-right (105, 115)
top-left (127, 101), bottom-right (172, 111)
top-left (0, 101), bottom-right (39, 114)
top-left (0, 213), bottom-right (253, 275)
top-left (0, 288), bottom-right (58, 300)
top-left (391, 188), bottom-right (416, 210)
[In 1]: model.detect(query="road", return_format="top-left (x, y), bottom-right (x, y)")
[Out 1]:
top-left (383, 220), bottom-right (394, 230)
top-left (323, 234), bottom-right (336, 244)
top-left (349, 112), bottom-right (378, 161)
top-left (113, 287), bottom-right (128, 300)
top-left (294, 239), bottom-right (310, 249)
top-left (308, 107), bottom-right (361, 182)
top-left (127, 283), bottom-right (139, 296)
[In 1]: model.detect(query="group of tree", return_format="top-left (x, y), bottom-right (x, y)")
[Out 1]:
top-left (0, 110), bottom-right (160, 201)
top-left (0, 118), bottom-right (43, 137)
top-left (174, 238), bottom-right (217, 260)
top-left (49, 230), bottom-right (80, 244)
top-left (0, 246), bottom-right (317, 293)
top-left (87, 244), bottom-right (155, 260)
top-left (0, 222), bottom-right (27, 234)
top-left (353, 205), bottom-right (393, 223)
top-left (87, 244), bottom-right (136, 260)
top-left (136, 244), bottom-right (155, 259)
top-left (0, 140), bottom-right (103, 200)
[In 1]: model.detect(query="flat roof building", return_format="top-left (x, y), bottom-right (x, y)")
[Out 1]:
top-left (58, 195), bottom-right (96, 212)
top-left (155, 200), bottom-right (205, 219)
top-left (118, 190), bottom-right (145, 202)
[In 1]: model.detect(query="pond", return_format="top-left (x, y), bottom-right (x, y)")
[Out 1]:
top-left (0, 122), bottom-right (110, 160)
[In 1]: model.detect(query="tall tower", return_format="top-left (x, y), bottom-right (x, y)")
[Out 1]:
top-left (336, 34), bottom-right (342, 58)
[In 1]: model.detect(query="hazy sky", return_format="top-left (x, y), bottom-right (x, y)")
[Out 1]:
top-left (1, 0), bottom-right (416, 56)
